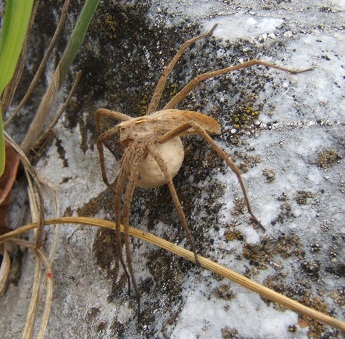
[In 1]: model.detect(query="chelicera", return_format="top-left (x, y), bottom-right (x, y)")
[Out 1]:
top-left (95, 24), bottom-right (310, 317)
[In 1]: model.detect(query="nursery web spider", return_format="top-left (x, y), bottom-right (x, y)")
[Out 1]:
top-left (95, 24), bottom-right (311, 317)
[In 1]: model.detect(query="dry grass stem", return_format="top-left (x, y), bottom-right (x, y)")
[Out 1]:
top-left (4, 132), bottom-right (45, 245)
top-left (36, 249), bottom-right (53, 339)
top-left (33, 70), bottom-right (82, 155)
top-left (1, 217), bottom-right (344, 333)
top-left (0, 249), bottom-right (10, 297)
top-left (22, 253), bottom-right (42, 339)
top-left (20, 72), bottom-right (60, 155)
top-left (8, 239), bottom-right (53, 339)
top-left (3, 133), bottom-right (57, 337)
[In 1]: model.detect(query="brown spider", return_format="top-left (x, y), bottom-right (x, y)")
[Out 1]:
top-left (95, 24), bottom-right (311, 317)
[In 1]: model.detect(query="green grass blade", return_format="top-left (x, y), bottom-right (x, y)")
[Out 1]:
top-left (0, 110), bottom-right (4, 175)
top-left (57, 0), bottom-right (100, 87)
top-left (0, 0), bottom-right (34, 175)
top-left (0, 0), bottom-right (34, 93)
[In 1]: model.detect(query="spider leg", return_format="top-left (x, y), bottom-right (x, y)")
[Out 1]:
top-left (114, 150), bottom-right (132, 296)
top-left (96, 108), bottom-right (131, 188)
top-left (95, 108), bottom-right (132, 124)
top-left (163, 59), bottom-right (313, 110)
top-left (158, 122), bottom-right (194, 144)
top-left (159, 122), bottom-right (265, 231)
top-left (122, 150), bottom-right (144, 319)
top-left (147, 144), bottom-right (200, 265)
top-left (146, 24), bottom-right (217, 115)
top-left (96, 129), bottom-right (121, 189)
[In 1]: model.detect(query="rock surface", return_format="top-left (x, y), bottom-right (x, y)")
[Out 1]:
top-left (0, 0), bottom-right (344, 338)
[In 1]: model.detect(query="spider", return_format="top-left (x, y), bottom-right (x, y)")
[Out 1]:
top-left (95, 24), bottom-right (311, 317)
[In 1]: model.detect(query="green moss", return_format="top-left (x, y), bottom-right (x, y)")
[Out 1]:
top-left (231, 197), bottom-right (246, 216)
top-left (224, 229), bottom-right (244, 241)
top-left (295, 190), bottom-right (314, 205)
top-left (104, 12), bottom-right (117, 34)
top-left (262, 168), bottom-right (276, 183)
top-left (243, 234), bottom-right (305, 271)
top-left (212, 284), bottom-right (236, 300)
top-left (229, 105), bottom-right (260, 129)
top-left (317, 148), bottom-right (341, 169)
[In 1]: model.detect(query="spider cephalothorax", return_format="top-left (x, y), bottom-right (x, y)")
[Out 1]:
top-left (95, 24), bottom-right (311, 317)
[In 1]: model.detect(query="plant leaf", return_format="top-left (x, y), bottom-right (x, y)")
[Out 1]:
top-left (0, 0), bottom-right (34, 93)
top-left (0, 113), bottom-right (4, 176)
top-left (0, 0), bottom-right (35, 175)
